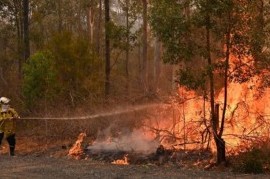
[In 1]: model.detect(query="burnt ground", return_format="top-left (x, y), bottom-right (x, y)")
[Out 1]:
top-left (0, 136), bottom-right (269, 178)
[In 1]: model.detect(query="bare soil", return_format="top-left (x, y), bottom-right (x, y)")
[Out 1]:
top-left (0, 136), bottom-right (269, 179)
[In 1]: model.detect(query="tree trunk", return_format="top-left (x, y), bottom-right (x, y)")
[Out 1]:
top-left (252, 0), bottom-right (264, 64)
top-left (214, 137), bottom-right (226, 164)
top-left (125, 0), bottom-right (130, 94)
top-left (205, 3), bottom-right (226, 164)
top-left (206, 16), bottom-right (215, 136)
top-left (17, 25), bottom-right (23, 77)
top-left (219, 11), bottom-right (231, 138)
top-left (23, 0), bottom-right (30, 62)
top-left (104, 0), bottom-right (111, 98)
top-left (96, 0), bottom-right (102, 55)
top-left (142, 0), bottom-right (148, 93)
top-left (138, 42), bottom-right (143, 85)
top-left (216, 5), bottom-right (233, 165)
top-left (153, 38), bottom-right (161, 92)
top-left (87, 5), bottom-right (95, 44)
top-left (13, 0), bottom-right (24, 77)
top-left (214, 104), bottom-right (226, 164)
top-left (57, 0), bottom-right (63, 32)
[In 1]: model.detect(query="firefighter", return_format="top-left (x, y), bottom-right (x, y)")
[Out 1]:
top-left (0, 97), bottom-right (20, 156)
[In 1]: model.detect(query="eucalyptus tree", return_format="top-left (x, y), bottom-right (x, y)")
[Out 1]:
top-left (104, 0), bottom-right (111, 98)
top-left (248, 1), bottom-right (270, 92)
top-left (23, 0), bottom-right (30, 63)
top-left (108, 0), bottom-right (141, 94)
top-left (27, 0), bottom-right (106, 105)
top-left (0, 0), bottom-right (28, 77)
top-left (141, 0), bottom-right (148, 93)
top-left (150, 0), bottom-right (261, 164)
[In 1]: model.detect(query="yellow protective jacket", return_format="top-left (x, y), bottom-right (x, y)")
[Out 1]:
top-left (0, 108), bottom-right (19, 136)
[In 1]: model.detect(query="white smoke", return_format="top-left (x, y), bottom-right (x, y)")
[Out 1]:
top-left (87, 129), bottom-right (159, 154)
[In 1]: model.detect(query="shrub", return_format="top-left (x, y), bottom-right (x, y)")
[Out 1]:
top-left (243, 149), bottom-right (264, 174)
top-left (23, 51), bottom-right (60, 108)
top-left (232, 148), bottom-right (265, 174)
top-left (48, 31), bottom-right (104, 105)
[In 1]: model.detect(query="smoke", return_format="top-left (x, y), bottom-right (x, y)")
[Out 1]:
top-left (87, 128), bottom-right (159, 154)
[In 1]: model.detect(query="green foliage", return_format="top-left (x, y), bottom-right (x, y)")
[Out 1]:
top-left (49, 31), bottom-right (103, 104)
top-left (106, 21), bottom-right (139, 53)
top-left (107, 21), bottom-right (129, 50)
top-left (150, 0), bottom-right (213, 92)
top-left (150, 0), bottom-right (264, 90)
top-left (177, 68), bottom-right (207, 90)
top-left (150, 0), bottom-right (193, 64)
top-left (23, 30), bottom-right (104, 109)
top-left (23, 51), bottom-right (59, 107)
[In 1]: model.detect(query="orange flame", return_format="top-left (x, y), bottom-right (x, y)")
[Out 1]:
top-left (141, 52), bottom-right (270, 155)
top-left (68, 132), bottom-right (87, 160)
top-left (111, 154), bottom-right (129, 165)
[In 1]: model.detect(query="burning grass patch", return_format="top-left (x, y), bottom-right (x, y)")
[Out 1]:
top-left (67, 133), bottom-right (213, 167)
top-left (84, 146), bottom-right (213, 167)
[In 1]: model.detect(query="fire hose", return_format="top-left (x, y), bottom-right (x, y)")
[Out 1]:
top-left (20, 103), bottom-right (164, 121)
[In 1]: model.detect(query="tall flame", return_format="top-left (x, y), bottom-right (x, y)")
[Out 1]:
top-left (162, 53), bottom-right (270, 154)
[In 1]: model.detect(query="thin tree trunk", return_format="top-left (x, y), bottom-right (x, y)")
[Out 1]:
top-left (87, 3), bottom-right (95, 44)
top-left (214, 104), bottom-right (226, 164)
top-left (125, 0), bottom-right (130, 94)
top-left (206, 16), bottom-right (215, 134)
top-left (138, 42), bottom-right (142, 84)
top-left (57, 0), bottom-right (63, 32)
top-left (219, 11), bottom-right (231, 138)
top-left (23, 0), bottom-right (30, 62)
top-left (216, 4), bottom-right (233, 165)
top-left (206, 4), bottom-right (226, 164)
top-left (142, 0), bottom-right (148, 93)
top-left (96, 0), bottom-right (102, 55)
top-left (17, 22), bottom-right (23, 77)
top-left (12, 0), bottom-right (24, 78)
top-left (153, 38), bottom-right (161, 92)
top-left (104, 0), bottom-right (111, 98)
top-left (253, 0), bottom-right (264, 64)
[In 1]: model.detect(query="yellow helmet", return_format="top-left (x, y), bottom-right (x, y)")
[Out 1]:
top-left (0, 97), bottom-right (10, 104)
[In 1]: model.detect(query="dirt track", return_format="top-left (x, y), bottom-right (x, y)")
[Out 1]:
top-left (0, 154), bottom-right (269, 179)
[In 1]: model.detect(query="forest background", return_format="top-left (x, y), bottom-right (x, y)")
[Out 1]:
top-left (0, 0), bottom-right (176, 116)
top-left (1, 0), bottom-right (270, 168)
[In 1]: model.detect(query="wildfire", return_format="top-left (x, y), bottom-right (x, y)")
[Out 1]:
top-left (68, 132), bottom-right (87, 160)
top-left (111, 154), bottom-right (129, 165)
top-left (131, 50), bottom-right (270, 156)
top-left (68, 51), bottom-right (270, 159)
top-left (163, 52), bottom-right (270, 154)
